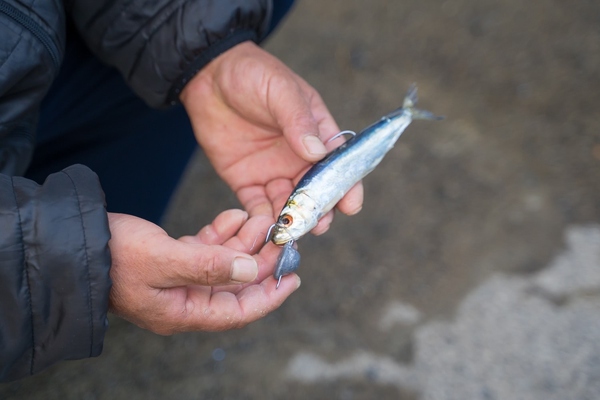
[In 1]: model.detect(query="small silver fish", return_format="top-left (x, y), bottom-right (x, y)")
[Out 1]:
top-left (270, 85), bottom-right (441, 246)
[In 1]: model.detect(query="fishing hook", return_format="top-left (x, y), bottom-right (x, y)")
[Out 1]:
top-left (326, 130), bottom-right (357, 144)
top-left (264, 223), bottom-right (277, 244)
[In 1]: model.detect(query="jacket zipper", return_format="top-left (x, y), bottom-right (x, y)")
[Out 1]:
top-left (0, 1), bottom-right (60, 70)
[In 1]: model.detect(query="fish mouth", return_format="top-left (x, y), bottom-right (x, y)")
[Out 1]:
top-left (270, 224), bottom-right (295, 245)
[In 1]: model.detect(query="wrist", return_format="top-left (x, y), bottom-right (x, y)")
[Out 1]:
top-left (174, 36), bottom-right (258, 106)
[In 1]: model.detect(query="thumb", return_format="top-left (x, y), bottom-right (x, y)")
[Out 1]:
top-left (153, 241), bottom-right (259, 288)
top-left (267, 75), bottom-right (328, 162)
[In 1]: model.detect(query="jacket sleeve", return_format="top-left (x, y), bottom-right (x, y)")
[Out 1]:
top-left (0, 165), bottom-right (112, 382)
top-left (66, 0), bottom-right (273, 108)
top-left (0, 0), bottom-right (65, 176)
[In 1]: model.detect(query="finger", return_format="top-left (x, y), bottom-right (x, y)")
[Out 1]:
top-left (265, 178), bottom-right (295, 219)
top-left (220, 215), bottom-right (274, 254)
top-left (237, 185), bottom-right (273, 218)
top-left (149, 241), bottom-right (259, 287)
top-left (306, 87), bottom-right (342, 149)
top-left (267, 74), bottom-right (328, 162)
top-left (212, 241), bottom-right (284, 294)
top-left (179, 209), bottom-right (248, 245)
top-left (182, 273), bottom-right (301, 332)
top-left (311, 209), bottom-right (334, 236)
top-left (335, 181), bottom-right (364, 216)
top-left (252, 242), bottom-right (287, 282)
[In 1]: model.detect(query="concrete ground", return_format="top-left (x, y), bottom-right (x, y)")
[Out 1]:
top-left (2, 0), bottom-right (600, 399)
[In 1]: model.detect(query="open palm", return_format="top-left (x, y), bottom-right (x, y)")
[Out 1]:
top-left (108, 210), bottom-right (300, 334)
top-left (181, 42), bottom-right (363, 230)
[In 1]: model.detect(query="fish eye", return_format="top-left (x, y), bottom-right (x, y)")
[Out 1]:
top-left (279, 214), bottom-right (293, 227)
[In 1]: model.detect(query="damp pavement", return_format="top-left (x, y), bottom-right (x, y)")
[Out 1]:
top-left (2, 1), bottom-right (600, 399)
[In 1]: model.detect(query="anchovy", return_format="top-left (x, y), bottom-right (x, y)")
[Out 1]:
top-left (269, 85), bottom-right (441, 284)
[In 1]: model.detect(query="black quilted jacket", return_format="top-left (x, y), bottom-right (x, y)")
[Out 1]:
top-left (0, 0), bottom-right (273, 381)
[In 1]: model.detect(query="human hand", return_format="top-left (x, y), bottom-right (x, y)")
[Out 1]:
top-left (180, 41), bottom-right (363, 235)
top-left (107, 210), bottom-right (299, 335)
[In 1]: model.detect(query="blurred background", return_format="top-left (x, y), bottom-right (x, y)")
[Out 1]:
top-left (3, 0), bottom-right (600, 399)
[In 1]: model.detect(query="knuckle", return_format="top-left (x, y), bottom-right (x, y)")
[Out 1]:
top-left (197, 247), bottom-right (227, 285)
top-left (214, 317), bottom-right (246, 332)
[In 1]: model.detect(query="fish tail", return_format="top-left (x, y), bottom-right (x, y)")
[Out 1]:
top-left (402, 83), bottom-right (419, 109)
top-left (393, 84), bottom-right (444, 121)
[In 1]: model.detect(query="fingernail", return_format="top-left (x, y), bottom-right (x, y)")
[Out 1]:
top-left (236, 210), bottom-right (249, 221)
top-left (303, 136), bottom-right (327, 157)
top-left (349, 205), bottom-right (362, 216)
top-left (232, 257), bottom-right (258, 283)
top-left (314, 223), bottom-right (330, 236)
